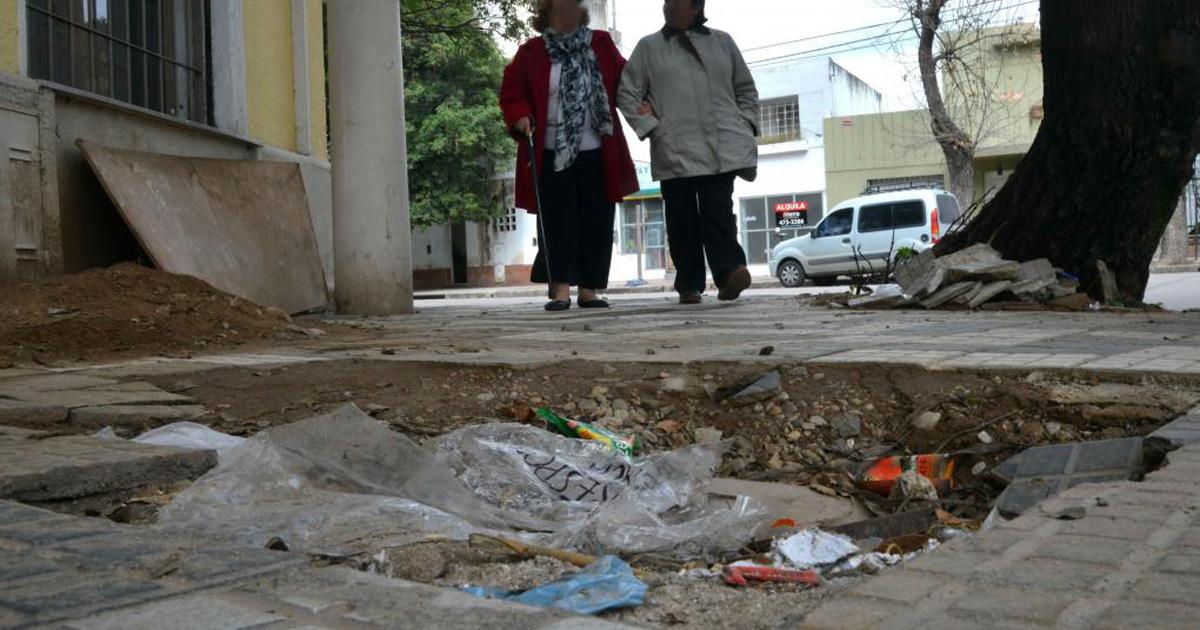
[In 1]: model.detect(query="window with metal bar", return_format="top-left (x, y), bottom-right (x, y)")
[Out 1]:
top-left (27, 0), bottom-right (211, 125)
top-left (758, 95), bottom-right (801, 145)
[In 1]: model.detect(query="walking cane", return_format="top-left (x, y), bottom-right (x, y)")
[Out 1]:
top-left (527, 130), bottom-right (555, 296)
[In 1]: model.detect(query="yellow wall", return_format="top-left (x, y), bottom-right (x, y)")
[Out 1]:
top-left (242, 0), bottom-right (328, 158)
top-left (0, 0), bottom-right (19, 75)
top-left (243, 0), bottom-right (297, 152)
top-left (306, 0), bottom-right (327, 159)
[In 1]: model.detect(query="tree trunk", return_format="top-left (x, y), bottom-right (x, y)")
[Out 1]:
top-left (937, 0), bottom-right (1200, 303)
top-left (1155, 196), bottom-right (1190, 266)
top-left (916, 0), bottom-right (976, 204)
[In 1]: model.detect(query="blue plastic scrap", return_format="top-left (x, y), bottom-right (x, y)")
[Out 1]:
top-left (462, 555), bottom-right (646, 615)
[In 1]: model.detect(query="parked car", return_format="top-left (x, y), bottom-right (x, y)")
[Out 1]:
top-left (768, 189), bottom-right (961, 288)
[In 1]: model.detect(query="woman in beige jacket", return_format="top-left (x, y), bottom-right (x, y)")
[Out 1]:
top-left (618, 0), bottom-right (759, 304)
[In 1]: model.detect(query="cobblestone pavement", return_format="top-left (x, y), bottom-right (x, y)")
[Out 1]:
top-left (0, 500), bottom-right (627, 629)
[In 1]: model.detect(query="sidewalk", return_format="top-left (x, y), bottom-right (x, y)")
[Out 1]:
top-left (415, 276), bottom-right (780, 300)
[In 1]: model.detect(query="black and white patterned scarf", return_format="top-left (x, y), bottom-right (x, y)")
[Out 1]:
top-left (543, 27), bottom-right (614, 172)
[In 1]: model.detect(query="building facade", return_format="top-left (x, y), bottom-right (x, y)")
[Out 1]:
top-left (824, 26), bottom-right (1044, 208)
top-left (0, 0), bottom-right (334, 288)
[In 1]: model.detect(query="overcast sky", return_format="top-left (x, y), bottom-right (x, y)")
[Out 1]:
top-left (607, 0), bottom-right (1040, 111)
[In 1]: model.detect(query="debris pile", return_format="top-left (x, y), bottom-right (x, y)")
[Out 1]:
top-left (845, 244), bottom-right (1099, 310)
top-left (0, 263), bottom-right (322, 365)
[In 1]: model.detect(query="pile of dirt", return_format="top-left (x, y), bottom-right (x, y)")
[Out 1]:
top-left (0, 263), bottom-right (322, 365)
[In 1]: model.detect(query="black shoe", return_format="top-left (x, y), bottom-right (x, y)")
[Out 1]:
top-left (679, 291), bottom-right (702, 305)
top-left (578, 298), bottom-right (610, 309)
top-left (544, 300), bottom-right (571, 312)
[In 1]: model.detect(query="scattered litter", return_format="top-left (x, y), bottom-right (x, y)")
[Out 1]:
top-left (774, 529), bottom-right (859, 569)
top-left (537, 407), bottom-right (641, 457)
top-left (131, 422), bottom-right (246, 459)
top-left (462, 555), bottom-right (646, 615)
top-left (94, 421), bottom-right (246, 461)
top-left (858, 454), bottom-right (955, 496)
top-left (889, 469), bottom-right (940, 502)
top-left (977, 430), bottom-right (994, 444)
top-left (758, 345), bottom-right (775, 356)
top-left (469, 534), bottom-right (597, 569)
top-left (722, 563), bottom-right (819, 587)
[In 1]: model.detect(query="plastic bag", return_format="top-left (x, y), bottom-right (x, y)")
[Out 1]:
top-left (158, 405), bottom-right (766, 560)
top-left (158, 405), bottom-right (552, 556)
top-left (462, 555), bottom-right (645, 614)
top-left (431, 422), bottom-right (766, 558)
top-left (133, 422), bottom-right (246, 458)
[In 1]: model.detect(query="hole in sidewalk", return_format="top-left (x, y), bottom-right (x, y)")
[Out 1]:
top-left (27, 360), bottom-right (1194, 628)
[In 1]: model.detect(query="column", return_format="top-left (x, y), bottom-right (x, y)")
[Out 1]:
top-left (327, 0), bottom-right (414, 314)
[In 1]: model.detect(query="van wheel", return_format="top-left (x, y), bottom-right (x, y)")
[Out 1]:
top-left (778, 260), bottom-right (806, 288)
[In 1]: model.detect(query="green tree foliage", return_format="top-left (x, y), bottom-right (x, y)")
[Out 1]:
top-left (403, 0), bottom-right (528, 226)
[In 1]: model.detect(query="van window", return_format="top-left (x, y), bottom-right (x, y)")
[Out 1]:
top-left (857, 201), bottom-right (926, 233)
top-left (936, 194), bottom-right (961, 228)
top-left (815, 208), bottom-right (853, 238)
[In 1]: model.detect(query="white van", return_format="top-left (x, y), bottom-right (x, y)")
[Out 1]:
top-left (768, 189), bottom-right (961, 287)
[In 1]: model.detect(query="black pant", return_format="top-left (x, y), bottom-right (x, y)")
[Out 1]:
top-left (660, 172), bottom-right (747, 294)
top-left (530, 149), bottom-right (614, 289)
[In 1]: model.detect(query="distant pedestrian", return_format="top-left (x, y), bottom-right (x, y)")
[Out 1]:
top-left (618, 0), bottom-right (759, 304)
top-left (500, 0), bottom-right (639, 311)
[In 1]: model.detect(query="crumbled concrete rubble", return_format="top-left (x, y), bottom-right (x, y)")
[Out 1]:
top-left (846, 243), bottom-right (1100, 311)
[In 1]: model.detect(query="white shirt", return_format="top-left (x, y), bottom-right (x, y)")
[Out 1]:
top-left (544, 62), bottom-right (603, 152)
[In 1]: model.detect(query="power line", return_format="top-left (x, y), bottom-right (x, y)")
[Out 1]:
top-left (741, 18), bottom-right (901, 53)
top-left (746, 0), bottom-right (1038, 67)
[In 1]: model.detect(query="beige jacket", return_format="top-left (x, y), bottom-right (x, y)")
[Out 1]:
top-left (618, 27), bottom-right (759, 182)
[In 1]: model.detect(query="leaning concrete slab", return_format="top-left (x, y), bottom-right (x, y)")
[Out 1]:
top-left (0, 430), bottom-right (216, 502)
top-left (77, 141), bottom-right (327, 314)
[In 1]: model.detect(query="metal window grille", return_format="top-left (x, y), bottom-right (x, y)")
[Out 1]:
top-left (758, 96), bottom-right (800, 143)
top-left (27, 0), bottom-right (210, 125)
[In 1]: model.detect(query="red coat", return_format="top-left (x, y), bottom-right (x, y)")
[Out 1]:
top-left (500, 30), bottom-right (639, 213)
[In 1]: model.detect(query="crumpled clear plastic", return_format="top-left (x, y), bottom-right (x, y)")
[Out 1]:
top-left (157, 404), bottom-right (766, 561)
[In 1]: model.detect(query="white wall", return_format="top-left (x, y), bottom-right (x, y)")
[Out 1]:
top-left (411, 224), bottom-right (452, 270)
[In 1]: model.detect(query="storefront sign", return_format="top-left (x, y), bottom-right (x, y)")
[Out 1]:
top-left (773, 194), bottom-right (822, 229)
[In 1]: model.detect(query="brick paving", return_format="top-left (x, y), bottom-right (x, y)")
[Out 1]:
top-left (800, 442), bottom-right (1200, 629)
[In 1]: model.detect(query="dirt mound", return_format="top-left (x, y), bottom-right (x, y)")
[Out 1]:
top-left (0, 263), bottom-right (313, 365)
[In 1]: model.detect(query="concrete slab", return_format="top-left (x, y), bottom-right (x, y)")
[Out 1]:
top-left (78, 141), bottom-right (327, 314)
top-left (0, 399), bottom-right (69, 424)
top-left (69, 405), bottom-right (208, 429)
top-left (991, 437), bottom-right (1144, 517)
top-left (1150, 414), bottom-right (1200, 446)
top-left (0, 430), bottom-right (216, 502)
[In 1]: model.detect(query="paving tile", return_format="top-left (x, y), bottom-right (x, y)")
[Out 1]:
top-left (947, 586), bottom-right (1075, 624)
top-left (64, 594), bottom-right (286, 630)
top-left (0, 573), bottom-right (163, 616)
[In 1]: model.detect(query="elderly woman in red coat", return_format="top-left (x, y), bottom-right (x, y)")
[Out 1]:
top-left (500, 0), bottom-right (638, 311)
